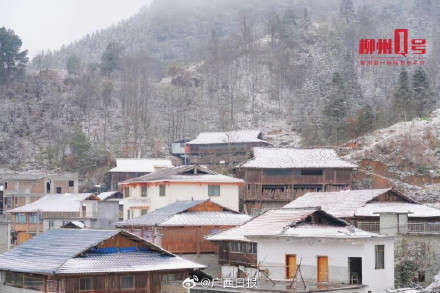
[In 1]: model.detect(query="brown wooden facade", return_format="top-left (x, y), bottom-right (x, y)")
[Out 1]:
top-left (217, 241), bottom-right (257, 267)
top-left (236, 168), bottom-right (352, 214)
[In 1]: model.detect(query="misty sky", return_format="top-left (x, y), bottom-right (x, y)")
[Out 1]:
top-left (0, 0), bottom-right (151, 57)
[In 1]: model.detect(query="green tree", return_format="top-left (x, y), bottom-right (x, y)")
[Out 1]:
top-left (393, 68), bottom-right (413, 122)
top-left (66, 54), bottom-right (82, 75)
top-left (0, 27), bottom-right (28, 84)
top-left (69, 127), bottom-right (91, 171)
top-left (324, 72), bottom-right (348, 145)
top-left (413, 67), bottom-right (436, 117)
top-left (100, 42), bottom-right (123, 77)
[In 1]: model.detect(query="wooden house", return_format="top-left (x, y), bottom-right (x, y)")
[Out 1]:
top-left (1, 173), bottom-right (79, 212)
top-left (235, 148), bottom-right (357, 214)
top-left (119, 165), bottom-right (244, 219)
top-left (108, 158), bottom-right (173, 190)
top-left (7, 193), bottom-right (120, 245)
top-left (184, 130), bottom-right (270, 165)
top-left (0, 229), bottom-right (204, 293)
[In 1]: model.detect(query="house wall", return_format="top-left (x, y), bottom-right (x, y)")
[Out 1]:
top-left (92, 201), bottom-right (120, 229)
top-left (257, 237), bottom-right (394, 293)
top-left (123, 183), bottom-right (239, 219)
top-left (0, 221), bottom-right (10, 253)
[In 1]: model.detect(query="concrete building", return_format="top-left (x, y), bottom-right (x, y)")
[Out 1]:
top-left (1, 173), bottom-right (78, 212)
top-left (119, 165), bottom-right (244, 219)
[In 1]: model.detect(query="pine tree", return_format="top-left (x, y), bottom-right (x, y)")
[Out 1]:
top-left (413, 67), bottom-right (436, 117)
top-left (100, 42), bottom-right (123, 77)
top-left (323, 72), bottom-right (348, 145)
top-left (0, 27), bottom-right (28, 84)
top-left (393, 68), bottom-right (413, 122)
top-left (66, 55), bottom-right (82, 75)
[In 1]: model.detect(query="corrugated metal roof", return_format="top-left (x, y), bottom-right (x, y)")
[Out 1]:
top-left (239, 147), bottom-right (357, 169)
top-left (187, 130), bottom-right (266, 145)
top-left (161, 212), bottom-right (251, 226)
top-left (57, 251), bottom-right (205, 274)
top-left (119, 165), bottom-right (243, 185)
top-left (0, 229), bottom-right (117, 274)
top-left (7, 193), bottom-right (94, 213)
top-left (115, 200), bottom-right (206, 226)
top-left (108, 158), bottom-right (173, 173)
top-left (0, 229), bottom-right (205, 275)
top-left (283, 188), bottom-right (417, 218)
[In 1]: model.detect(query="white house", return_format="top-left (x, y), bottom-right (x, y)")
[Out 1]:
top-left (119, 165), bottom-right (243, 219)
top-left (207, 207), bottom-right (395, 293)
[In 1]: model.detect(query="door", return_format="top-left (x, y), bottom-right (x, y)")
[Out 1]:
top-left (286, 255), bottom-right (297, 279)
top-left (317, 256), bottom-right (329, 282)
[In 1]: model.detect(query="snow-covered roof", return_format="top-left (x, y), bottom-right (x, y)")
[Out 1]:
top-left (120, 165), bottom-right (243, 185)
top-left (62, 221), bottom-right (86, 229)
top-left (161, 212), bottom-right (251, 226)
top-left (239, 147), bottom-right (357, 169)
top-left (206, 208), bottom-right (347, 242)
top-left (187, 130), bottom-right (267, 145)
top-left (274, 225), bottom-right (378, 238)
top-left (108, 158), bottom-right (173, 173)
top-left (0, 229), bottom-right (204, 275)
top-left (97, 191), bottom-right (122, 200)
top-left (7, 193), bottom-right (95, 213)
top-left (283, 189), bottom-right (430, 218)
top-left (116, 200), bottom-right (250, 227)
top-left (355, 202), bottom-right (440, 218)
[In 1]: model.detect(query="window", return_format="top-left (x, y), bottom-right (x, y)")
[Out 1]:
top-left (56, 187), bottom-right (62, 194)
top-left (230, 241), bottom-right (247, 253)
top-left (159, 185), bottom-right (166, 196)
top-left (141, 209), bottom-right (148, 215)
top-left (29, 213), bottom-right (39, 224)
top-left (208, 185), bottom-right (220, 196)
top-left (141, 186), bottom-right (147, 197)
top-left (375, 245), bottom-right (385, 269)
top-left (16, 213), bottom-right (27, 224)
top-left (69, 180), bottom-right (74, 187)
top-left (4, 182), bottom-right (7, 189)
top-left (79, 278), bottom-right (92, 291)
top-left (49, 220), bottom-right (55, 229)
top-left (127, 210), bottom-right (131, 220)
top-left (121, 276), bottom-right (134, 289)
top-left (124, 187), bottom-right (130, 198)
top-left (162, 274), bottom-right (175, 282)
top-left (263, 169), bottom-right (293, 176)
top-left (248, 242), bottom-right (257, 254)
top-left (299, 169), bottom-right (323, 176)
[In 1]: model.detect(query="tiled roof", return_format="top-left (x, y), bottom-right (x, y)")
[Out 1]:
top-left (57, 251), bottom-right (205, 274)
top-left (206, 208), bottom-right (324, 242)
top-left (7, 193), bottom-right (95, 213)
top-left (283, 189), bottom-right (419, 218)
top-left (355, 202), bottom-right (440, 218)
top-left (187, 130), bottom-right (267, 145)
top-left (239, 147), bottom-right (357, 169)
top-left (108, 158), bottom-right (173, 173)
top-left (115, 200), bottom-right (206, 226)
top-left (0, 229), bottom-right (118, 274)
top-left (0, 229), bottom-right (205, 275)
top-left (119, 165), bottom-right (243, 184)
top-left (161, 212), bottom-right (251, 226)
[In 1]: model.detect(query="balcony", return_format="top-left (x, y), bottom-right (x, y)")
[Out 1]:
top-left (357, 222), bottom-right (380, 233)
top-left (408, 222), bottom-right (440, 234)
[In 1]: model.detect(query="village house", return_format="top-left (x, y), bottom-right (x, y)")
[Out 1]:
top-left (108, 158), bottom-right (173, 190)
top-left (235, 148), bottom-right (357, 214)
top-left (115, 199), bottom-right (251, 277)
top-left (184, 130), bottom-right (270, 165)
top-left (285, 188), bottom-right (440, 286)
top-left (6, 192), bottom-right (120, 245)
top-left (1, 173), bottom-right (79, 212)
top-left (0, 229), bottom-right (205, 293)
top-left (119, 165), bottom-right (244, 220)
top-left (207, 207), bottom-right (394, 293)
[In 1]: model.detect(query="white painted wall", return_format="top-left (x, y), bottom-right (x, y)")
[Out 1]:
top-left (257, 237), bottom-right (394, 293)
top-left (123, 183), bottom-right (239, 219)
top-left (221, 265), bottom-right (259, 279)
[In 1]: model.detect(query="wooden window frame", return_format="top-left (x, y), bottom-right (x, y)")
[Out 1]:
top-left (79, 278), bottom-right (92, 291)
top-left (121, 275), bottom-right (135, 289)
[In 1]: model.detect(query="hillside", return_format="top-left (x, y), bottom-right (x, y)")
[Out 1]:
top-left (340, 109), bottom-right (440, 205)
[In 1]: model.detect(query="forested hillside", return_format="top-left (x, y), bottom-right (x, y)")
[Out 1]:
top-left (1, 0), bottom-right (439, 190)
